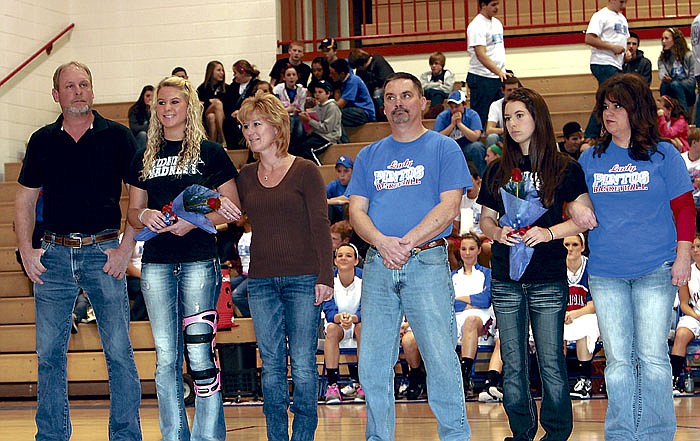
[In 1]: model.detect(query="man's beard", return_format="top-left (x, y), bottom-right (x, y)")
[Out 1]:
top-left (65, 104), bottom-right (91, 115)
top-left (391, 107), bottom-right (409, 123)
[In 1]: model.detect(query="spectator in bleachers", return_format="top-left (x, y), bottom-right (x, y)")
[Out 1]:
top-left (171, 66), bottom-right (188, 79)
top-left (223, 60), bottom-right (261, 150)
top-left (671, 233), bottom-right (700, 395)
top-left (297, 80), bottom-right (343, 161)
top-left (691, 14), bottom-right (700, 126)
top-left (127, 75), bottom-right (241, 440)
top-left (659, 27), bottom-right (696, 113)
top-left (657, 95), bottom-right (690, 152)
top-left (254, 81), bottom-right (272, 95)
top-left (573, 73), bottom-right (695, 441)
top-left (330, 220), bottom-right (353, 251)
top-left (231, 214), bottom-right (252, 318)
top-left (452, 233), bottom-right (495, 398)
top-left (128, 84), bottom-right (153, 150)
top-left (682, 127), bottom-right (700, 177)
top-left (329, 58), bottom-right (376, 127)
top-left (348, 48), bottom-right (395, 119)
top-left (467, 0), bottom-right (509, 127)
top-left (16, 61), bottom-right (142, 441)
top-left (399, 321), bottom-right (426, 400)
top-left (125, 237), bottom-right (147, 321)
top-left (319, 37), bottom-right (340, 65)
top-left (485, 144), bottom-right (502, 165)
top-left (236, 91), bottom-right (334, 441)
top-left (434, 90), bottom-right (487, 176)
top-left (326, 156), bottom-right (353, 224)
top-left (622, 31), bottom-right (652, 85)
top-left (322, 243), bottom-right (364, 403)
top-left (479, 88), bottom-right (591, 441)
top-left (583, 0), bottom-right (629, 140)
top-left (477, 335), bottom-right (504, 402)
top-left (420, 51), bottom-right (455, 107)
top-left (197, 60), bottom-right (227, 143)
top-left (485, 75), bottom-right (521, 147)
top-left (309, 56), bottom-right (331, 92)
top-left (562, 234), bottom-right (599, 400)
top-left (273, 65), bottom-right (308, 156)
top-left (347, 73), bottom-right (471, 440)
top-left (557, 121), bottom-right (584, 160)
top-left (269, 40), bottom-right (312, 87)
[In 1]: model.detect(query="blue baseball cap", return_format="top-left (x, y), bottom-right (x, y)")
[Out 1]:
top-left (447, 90), bottom-right (467, 104)
top-left (336, 156), bottom-right (354, 168)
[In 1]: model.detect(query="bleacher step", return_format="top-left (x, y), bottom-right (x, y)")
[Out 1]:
top-left (0, 271), bottom-right (31, 297)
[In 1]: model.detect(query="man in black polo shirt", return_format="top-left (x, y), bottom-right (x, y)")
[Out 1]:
top-left (15, 61), bottom-right (142, 440)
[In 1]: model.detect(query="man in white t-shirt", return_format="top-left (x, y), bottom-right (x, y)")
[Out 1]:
top-left (583, 0), bottom-right (629, 139)
top-left (485, 75), bottom-right (521, 146)
top-left (691, 14), bottom-right (700, 126)
top-left (467, 0), bottom-right (509, 128)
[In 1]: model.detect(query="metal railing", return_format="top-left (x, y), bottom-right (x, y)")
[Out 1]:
top-left (0, 23), bottom-right (75, 89)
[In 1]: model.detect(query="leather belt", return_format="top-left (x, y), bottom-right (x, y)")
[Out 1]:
top-left (43, 231), bottom-right (119, 248)
top-left (412, 238), bottom-right (447, 254)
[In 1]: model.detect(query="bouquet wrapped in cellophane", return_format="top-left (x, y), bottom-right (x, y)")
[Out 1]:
top-left (498, 168), bottom-right (548, 281)
top-left (136, 184), bottom-right (222, 241)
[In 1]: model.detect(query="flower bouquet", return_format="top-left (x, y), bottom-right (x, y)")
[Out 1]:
top-left (498, 168), bottom-right (548, 281)
top-left (136, 184), bottom-right (222, 241)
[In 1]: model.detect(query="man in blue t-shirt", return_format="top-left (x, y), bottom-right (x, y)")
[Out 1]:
top-left (329, 58), bottom-right (376, 127)
top-left (326, 155), bottom-right (353, 223)
top-left (347, 72), bottom-right (472, 440)
top-left (434, 90), bottom-right (487, 176)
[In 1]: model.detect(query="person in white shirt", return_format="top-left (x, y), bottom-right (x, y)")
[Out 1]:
top-left (467, 0), bottom-right (509, 127)
top-left (485, 75), bottom-right (521, 146)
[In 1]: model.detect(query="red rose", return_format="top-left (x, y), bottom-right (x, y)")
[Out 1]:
top-left (511, 168), bottom-right (523, 182)
top-left (207, 197), bottom-right (221, 210)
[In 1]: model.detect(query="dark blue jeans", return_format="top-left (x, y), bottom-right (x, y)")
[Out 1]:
top-left (34, 234), bottom-right (142, 441)
top-left (466, 73), bottom-right (503, 128)
top-left (660, 78), bottom-right (696, 112)
top-left (491, 279), bottom-right (572, 441)
top-left (584, 64), bottom-right (621, 139)
top-left (248, 274), bottom-right (321, 441)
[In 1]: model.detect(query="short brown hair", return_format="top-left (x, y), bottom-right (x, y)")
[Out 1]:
top-left (689, 127), bottom-right (700, 144)
top-left (330, 220), bottom-right (353, 242)
top-left (428, 52), bottom-right (446, 67)
top-left (53, 61), bottom-right (92, 90)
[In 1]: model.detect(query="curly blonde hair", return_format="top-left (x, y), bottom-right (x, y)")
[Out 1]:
top-left (140, 76), bottom-right (206, 181)
top-left (237, 90), bottom-right (290, 158)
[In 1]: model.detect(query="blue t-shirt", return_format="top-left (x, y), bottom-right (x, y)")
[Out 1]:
top-left (346, 130), bottom-right (471, 239)
top-left (326, 179), bottom-right (348, 219)
top-left (433, 108), bottom-right (483, 142)
top-left (341, 72), bottom-right (376, 121)
top-left (579, 141), bottom-right (692, 278)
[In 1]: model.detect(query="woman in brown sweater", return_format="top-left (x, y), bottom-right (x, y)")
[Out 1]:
top-left (236, 91), bottom-right (334, 441)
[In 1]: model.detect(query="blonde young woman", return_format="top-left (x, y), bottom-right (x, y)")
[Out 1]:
top-left (236, 91), bottom-right (333, 441)
top-left (126, 76), bottom-right (241, 441)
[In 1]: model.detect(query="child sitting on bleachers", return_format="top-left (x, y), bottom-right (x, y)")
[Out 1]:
top-left (322, 243), bottom-right (363, 403)
top-left (297, 80), bottom-right (343, 162)
top-left (420, 51), bottom-right (455, 107)
top-left (671, 233), bottom-right (700, 395)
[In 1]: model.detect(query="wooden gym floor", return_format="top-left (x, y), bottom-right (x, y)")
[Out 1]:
top-left (1, 397), bottom-right (699, 440)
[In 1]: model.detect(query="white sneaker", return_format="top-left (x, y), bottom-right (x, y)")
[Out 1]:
top-left (570, 377), bottom-right (592, 399)
top-left (340, 383), bottom-right (357, 397)
top-left (488, 385), bottom-right (504, 400)
top-left (478, 390), bottom-right (499, 403)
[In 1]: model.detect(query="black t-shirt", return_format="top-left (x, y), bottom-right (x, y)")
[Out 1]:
top-left (269, 58), bottom-right (312, 87)
top-left (477, 156), bottom-right (588, 283)
top-left (126, 140), bottom-right (238, 264)
top-left (18, 111), bottom-right (136, 234)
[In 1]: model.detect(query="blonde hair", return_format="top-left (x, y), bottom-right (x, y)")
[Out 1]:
top-left (140, 76), bottom-right (206, 181)
top-left (237, 90), bottom-right (290, 158)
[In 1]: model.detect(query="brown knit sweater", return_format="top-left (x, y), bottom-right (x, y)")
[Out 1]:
top-left (237, 157), bottom-right (334, 287)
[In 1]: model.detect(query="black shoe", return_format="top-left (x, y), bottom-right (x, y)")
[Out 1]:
top-left (406, 381), bottom-right (425, 400)
top-left (463, 379), bottom-right (474, 400)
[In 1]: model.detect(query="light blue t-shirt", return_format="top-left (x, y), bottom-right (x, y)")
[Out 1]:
top-left (433, 108), bottom-right (483, 142)
top-left (346, 130), bottom-right (471, 240)
top-left (579, 141), bottom-right (692, 278)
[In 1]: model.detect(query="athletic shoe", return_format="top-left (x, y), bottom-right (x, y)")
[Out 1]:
top-left (406, 380), bottom-right (425, 400)
top-left (673, 376), bottom-right (682, 397)
top-left (354, 384), bottom-right (365, 402)
top-left (324, 384), bottom-right (342, 404)
top-left (478, 389), bottom-right (501, 403)
top-left (340, 383), bottom-right (357, 397)
top-left (489, 385), bottom-right (504, 400)
top-left (570, 377), bottom-right (592, 399)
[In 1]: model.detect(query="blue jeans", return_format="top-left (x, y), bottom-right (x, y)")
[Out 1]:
top-left (491, 279), bottom-right (572, 441)
top-left (660, 78), bottom-right (696, 112)
top-left (584, 64), bottom-right (621, 139)
top-left (248, 274), bottom-right (320, 441)
top-left (141, 259), bottom-right (225, 441)
top-left (34, 233), bottom-right (142, 441)
top-left (230, 275), bottom-right (250, 317)
top-left (359, 245), bottom-right (469, 441)
top-left (466, 73), bottom-right (503, 128)
top-left (589, 262), bottom-right (676, 441)
top-left (455, 138), bottom-right (487, 178)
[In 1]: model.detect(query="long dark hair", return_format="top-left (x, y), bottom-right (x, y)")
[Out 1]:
top-left (203, 60), bottom-right (226, 92)
top-left (487, 87), bottom-right (569, 208)
top-left (592, 73), bottom-right (661, 161)
top-left (128, 85), bottom-right (153, 124)
top-left (659, 27), bottom-right (689, 63)
top-left (659, 95), bottom-right (690, 121)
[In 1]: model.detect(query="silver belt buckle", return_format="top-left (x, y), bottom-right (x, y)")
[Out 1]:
top-left (68, 233), bottom-right (83, 248)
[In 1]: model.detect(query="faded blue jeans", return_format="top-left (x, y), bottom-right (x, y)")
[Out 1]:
top-left (34, 232), bottom-right (142, 441)
top-left (491, 278), bottom-right (572, 441)
top-left (141, 259), bottom-right (225, 441)
top-left (359, 245), bottom-right (470, 441)
top-left (248, 274), bottom-right (321, 441)
top-left (589, 262), bottom-right (676, 441)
